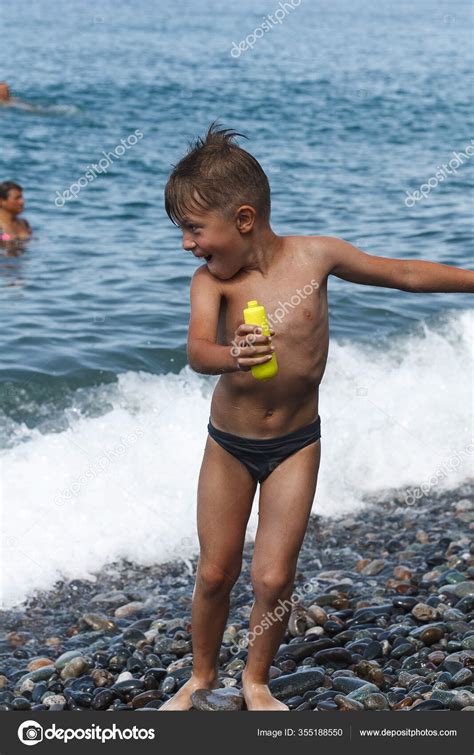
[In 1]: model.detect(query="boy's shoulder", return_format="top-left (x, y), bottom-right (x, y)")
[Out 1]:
top-left (291, 234), bottom-right (346, 273)
top-left (295, 234), bottom-right (342, 249)
top-left (190, 262), bottom-right (223, 295)
top-left (191, 262), bottom-right (217, 283)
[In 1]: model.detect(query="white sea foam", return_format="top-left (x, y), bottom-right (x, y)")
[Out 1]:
top-left (1, 310), bottom-right (472, 608)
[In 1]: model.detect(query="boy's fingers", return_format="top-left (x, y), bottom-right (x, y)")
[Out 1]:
top-left (238, 354), bottom-right (274, 366)
top-left (251, 335), bottom-right (272, 345)
top-left (238, 343), bottom-right (274, 355)
top-left (236, 324), bottom-right (274, 336)
top-left (236, 325), bottom-right (274, 340)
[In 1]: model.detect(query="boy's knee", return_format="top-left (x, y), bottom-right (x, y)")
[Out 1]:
top-left (251, 569), bottom-right (294, 601)
top-left (198, 561), bottom-right (240, 596)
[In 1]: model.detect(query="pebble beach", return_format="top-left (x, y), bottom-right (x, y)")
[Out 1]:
top-left (1, 484), bottom-right (473, 713)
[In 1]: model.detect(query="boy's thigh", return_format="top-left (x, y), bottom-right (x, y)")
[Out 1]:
top-left (252, 440), bottom-right (321, 573)
top-left (197, 436), bottom-right (258, 569)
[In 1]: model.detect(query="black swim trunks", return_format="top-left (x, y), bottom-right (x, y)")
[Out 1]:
top-left (207, 416), bottom-right (321, 484)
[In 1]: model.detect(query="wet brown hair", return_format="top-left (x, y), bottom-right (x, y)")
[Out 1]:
top-left (164, 121), bottom-right (271, 226)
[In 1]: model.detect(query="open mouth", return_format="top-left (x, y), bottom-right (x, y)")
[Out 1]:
top-left (204, 255), bottom-right (213, 262)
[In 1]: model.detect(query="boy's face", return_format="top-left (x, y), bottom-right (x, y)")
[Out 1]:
top-left (0, 189), bottom-right (24, 215)
top-left (180, 207), bottom-right (249, 280)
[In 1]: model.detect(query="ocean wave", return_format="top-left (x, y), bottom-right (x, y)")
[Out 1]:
top-left (1, 309), bottom-right (472, 608)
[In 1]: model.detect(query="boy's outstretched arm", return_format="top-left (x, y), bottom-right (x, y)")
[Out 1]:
top-left (320, 237), bottom-right (474, 293)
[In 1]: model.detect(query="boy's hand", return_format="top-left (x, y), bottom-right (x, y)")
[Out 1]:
top-left (230, 324), bottom-right (276, 371)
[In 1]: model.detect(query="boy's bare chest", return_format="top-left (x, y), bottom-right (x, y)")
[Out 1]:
top-left (217, 264), bottom-right (327, 347)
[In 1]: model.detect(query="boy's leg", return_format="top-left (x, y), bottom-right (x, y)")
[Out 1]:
top-left (159, 435), bottom-right (257, 710)
top-left (242, 439), bottom-right (321, 711)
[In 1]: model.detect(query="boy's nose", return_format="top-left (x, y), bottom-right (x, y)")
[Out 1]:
top-left (182, 237), bottom-right (196, 251)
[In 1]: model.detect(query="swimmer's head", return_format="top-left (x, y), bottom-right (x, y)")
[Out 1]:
top-left (0, 181), bottom-right (25, 215)
top-left (0, 83), bottom-right (11, 101)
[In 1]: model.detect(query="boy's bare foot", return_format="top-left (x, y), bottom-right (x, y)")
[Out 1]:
top-left (241, 670), bottom-right (290, 711)
top-left (158, 674), bottom-right (220, 711)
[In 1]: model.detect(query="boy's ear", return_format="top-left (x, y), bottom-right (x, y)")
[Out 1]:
top-left (235, 205), bottom-right (256, 233)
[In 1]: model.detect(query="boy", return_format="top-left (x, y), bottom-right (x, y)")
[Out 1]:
top-left (160, 123), bottom-right (473, 711)
top-left (0, 182), bottom-right (32, 241)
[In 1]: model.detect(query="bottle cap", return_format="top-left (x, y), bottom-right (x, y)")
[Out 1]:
top-left (247, 300), bottom-right (258, 307)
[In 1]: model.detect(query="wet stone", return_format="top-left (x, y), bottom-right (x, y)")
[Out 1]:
top-left (275, 640), bottom-right (322, 662)
top-left (191, 687), bottom-right (244, 711)
top-left (60, 657), bottom-right (90, 680)
top-left (54, 650), bottom-right (86, 671)
top-left (317, 700), bottom-right (338, 711)
top-left (430, 690), bottom-right (474, 710)
top-left (268, 669), bottom-right (325, 701)
top-left (91, 689), bottom-right (116, 710)
top-left (43, 694), bottom-right (67, 708)
top-left (18, 666), bottom-right (56, 686)
top-left (410, 699), bottom-right (447, 711)
top-left (31, 682), bottom-right (48, 703)
top-left (69, 691), bottom-right (92, 707)
top-left (11, 696), bottom-right (31, 711)
top-left (286, 695), bottom-right (304, 708)
top-left (451, 668), bottom-right (473, 686)
top-left (346, 683), bottom-right (381, 701)
top-left (461, 636), bottom-right (474, 651)
top-left (412, 603), bottom-right (437, 622)
top-left (363, 641), bottom-right (383, 660)
top-left (332, 677), bottom-right (376, 694)
top-left (313, 648), bottom-right (352, 665)
top-left (334, 694), bottom-right (364, 711)
top-left (307, 605), bottom-right (328, 625)
top-left (114, 602), bottom-right (145, 619)
top-left (81, 613), bottom-right (118, 632)
top-left (111, 679), bottom-right (145, 701)
top-left (295, 700), bottom-right (312, 711)
top-left (131, 690), bottom-right (163, 708)
top-left (438, 582), bottom-right (474, 599)
top-left (26, 658), bottom-right (54, 672)
top-left (362, 692), bottom-right (389, 710)
top-left (161, 676), bottom-right (176, 694)
top-left (419, 626), bottom-right (445, 645)
top-left (391, 643), bottom-right (415, 659)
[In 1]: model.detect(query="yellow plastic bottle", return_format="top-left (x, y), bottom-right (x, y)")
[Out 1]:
top-left (243, 300), bottom-right (278, 380)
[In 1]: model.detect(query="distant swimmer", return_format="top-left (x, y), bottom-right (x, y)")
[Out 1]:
top-left (0, 82), bottom-right (11, 102)
top-left (0, 82), bottom-right (40, 112)
top-left (0, 182), bottom-right (32, 241)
